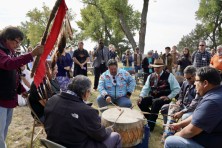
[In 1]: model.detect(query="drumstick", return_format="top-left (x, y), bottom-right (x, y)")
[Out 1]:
top-left (111, 110), bottom-right (124, 127)
top-left (141, 111), bottom-right (172, 117)
top-left (110, 101), bottom-right (121, 111)
top-left (97, 106), bottom-right (108, 111)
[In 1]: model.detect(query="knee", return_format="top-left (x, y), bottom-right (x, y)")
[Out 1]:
top-left (164, 136), bottom-right (176, 148)
top-left (118, 98), bottom-right (132, 108)
top-left (97, 96), bottom-right (106, 106)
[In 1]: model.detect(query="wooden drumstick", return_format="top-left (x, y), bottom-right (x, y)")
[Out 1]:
top-left (111, 110), bottom-right (124, 127)
top-left (110, 101), bottom-right (121, 111)
top-left (141, 111), bottom-right (172, 117)
top-left (97, 106), bottom-right (109, 111)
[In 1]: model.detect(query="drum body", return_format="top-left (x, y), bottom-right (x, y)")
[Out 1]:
top-left (101, 108), bottom-right (144, 147)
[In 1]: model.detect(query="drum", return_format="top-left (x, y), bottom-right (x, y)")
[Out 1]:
top-left (101, 107), bottom-right (145, 147)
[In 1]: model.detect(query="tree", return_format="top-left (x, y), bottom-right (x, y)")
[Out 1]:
top-left (178, 0), bottom-right (222, 51)
top-left (195, 0), bottom-right (222, 49)
top-left (19, 3), bottom-right (76, 47)
top-left (78, 0), bottom-right (149, 54)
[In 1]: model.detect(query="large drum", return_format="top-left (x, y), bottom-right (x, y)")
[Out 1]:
top-left (101, 107), bottom-right (145, 147)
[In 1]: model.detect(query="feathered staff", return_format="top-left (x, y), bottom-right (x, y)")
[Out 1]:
top-left (31, 0), bottom-right (68, 87)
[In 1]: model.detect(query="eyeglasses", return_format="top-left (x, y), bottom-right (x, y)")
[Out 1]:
top-left (186, 77), bottom-right (192, 80)
top-left (14, 39), bottom-right (21, 45)
top-left (199, 45), bottom-right (205, 47)
top-left (113, 76), bottom-right (116, 86)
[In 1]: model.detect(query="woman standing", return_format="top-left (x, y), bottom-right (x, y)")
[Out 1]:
top-left (52, 33), bottom-right (73, 91)
top-left (177, 47), bottom-right (192, 76)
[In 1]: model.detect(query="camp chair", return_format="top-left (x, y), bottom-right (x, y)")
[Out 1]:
top-left (26, 97), bottom-right (44, 148)
top-left (40, 138), bottom-right (66, 148)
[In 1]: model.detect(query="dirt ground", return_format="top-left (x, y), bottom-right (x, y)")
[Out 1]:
top-left (6, 106), bottom-right (45, 148)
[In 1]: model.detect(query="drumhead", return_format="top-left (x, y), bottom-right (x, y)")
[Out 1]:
top-left (102, 107), bottom-right (144, 124)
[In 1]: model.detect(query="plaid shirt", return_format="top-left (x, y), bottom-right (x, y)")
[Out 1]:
top-left (192, 50), bottom-right (211, 68)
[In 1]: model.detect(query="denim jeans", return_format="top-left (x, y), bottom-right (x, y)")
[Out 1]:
top-left (134, 65), bottom-right (142, 73)
top-left (181, 112), bottom-right (193, 120)
top-left (102, 132), bottom-right (121, 148)
top-left (164, 136), bottom-right (204, 148)
top-left (97, 95), bottom-right (132, 108)
top-left (0, 106), bottom-right (13, 148)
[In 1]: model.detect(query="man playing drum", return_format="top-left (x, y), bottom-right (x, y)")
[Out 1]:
top-left (137, 58), bottom-right (180, 132)
top-left (97, 59), bottom-right (136, 109)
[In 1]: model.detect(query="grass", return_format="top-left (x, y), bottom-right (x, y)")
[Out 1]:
top-left (6, 70), bottom-right (164, 148)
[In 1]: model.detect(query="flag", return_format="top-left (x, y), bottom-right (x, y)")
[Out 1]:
top-left (34, 0), bottom-right (67, 87)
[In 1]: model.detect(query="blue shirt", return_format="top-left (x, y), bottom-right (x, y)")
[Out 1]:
top-left (191, 85), bottom-right (222, 148)
top-left (56, 53), bottom-right (73, 77)
top-left (140, 71), bottom-right (180, 99)
top-left (98, 69), bottom-right (136, 99)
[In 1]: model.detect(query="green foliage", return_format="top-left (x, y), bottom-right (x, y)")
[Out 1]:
top-left (77, 0), bottom-right (140, 55)
top-left (178, 0), bottom-right (222, 50)
top-left (19, 3), bottom-right (76, 48)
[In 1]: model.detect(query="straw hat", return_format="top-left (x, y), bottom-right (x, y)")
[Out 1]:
top-left (150, 58), bottom-right (165, 68)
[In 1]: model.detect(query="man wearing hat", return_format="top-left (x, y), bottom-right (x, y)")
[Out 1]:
top-left (137, 58), bottom-right (180, 131)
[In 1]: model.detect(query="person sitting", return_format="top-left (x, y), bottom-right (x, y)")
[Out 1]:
top-left (161, 66), bottom-right (202, 123)
top-left (97, 59), bottom-right (136, 109)
top-left (164, 67), bottom-right (222, 148)
top-left (161, 66), bottom-right (202, 142)
top-left (44, 75), bottom-right (121, 148)
top-left (137, 58), bottom-right (180, 132)
top-left (28, 63), bottom-right (60, 122)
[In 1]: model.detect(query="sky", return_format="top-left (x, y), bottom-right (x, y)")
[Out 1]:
top-left (0, 0), bottom-right (199, 53)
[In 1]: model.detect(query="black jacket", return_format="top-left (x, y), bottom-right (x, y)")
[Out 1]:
top-left (44, 92), bottom-right (111, 148)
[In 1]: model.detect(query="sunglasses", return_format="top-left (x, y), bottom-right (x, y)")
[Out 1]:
top-left (199, 45), bottom-right (205, 46)
top-left (113, 76), bottom-right (116, 85)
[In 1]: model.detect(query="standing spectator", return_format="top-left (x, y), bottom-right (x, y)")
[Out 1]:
top-left (164, 67), bottom-right (222, 148)
top-left (171, 45), bottom-right (180, 74)
top-left (192, 40), bottom-right (211, 68)
top-left (27, 46), bottom-right (33, 70)
top-left (210, 45), bottom-right (222, 78)
top-left (73, 41), bottom-right (89, 77)
top-left (0, 26), bottom-right (43, 148)
top-left (134, 47), bottom-right (142, 73)
top-left (153, 50), bottom-right (159, 59)
top-left (122, 49), bottom-right (134, 74)
top-left (88, 50), bottom-right (94, 62)
top-left (210, 48), bottom-right (216, 57)
top-left (142, 50), bottom-right (154, 84)
top-left (177, 47), bottom-right (192, 76)
top-left (97, 59), bottom-right (136, 109)
top-left (93, 38), bottom-right (110, 90)
top-left (52, 33), bottom-right (73, 91)
top-left (109, 44), bottom-right (117, 60)
top-left (161, 47), bottom-right (173, 72)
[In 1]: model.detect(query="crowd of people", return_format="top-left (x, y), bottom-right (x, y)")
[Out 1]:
top-left (1, 25), bottom-right (222, 148)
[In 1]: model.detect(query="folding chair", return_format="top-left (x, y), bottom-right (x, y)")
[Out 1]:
top-left (40, 138), bottom-right (66, 148)
top-left (26, 97), bottom-right (44, 148)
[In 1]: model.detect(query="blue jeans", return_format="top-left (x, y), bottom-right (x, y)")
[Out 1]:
top-left (97, 95), bottom-right (132, 108)
top-left (134, 65), bottom-right (142, 73)
top-left (0, 106), bottom-right (13, 148)
top-left (102, 132), bottom-right (121, 148)
top-left (181, 112), bottom-right (193, 120)
top-left (164, 136), bottom-right (204, 148)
